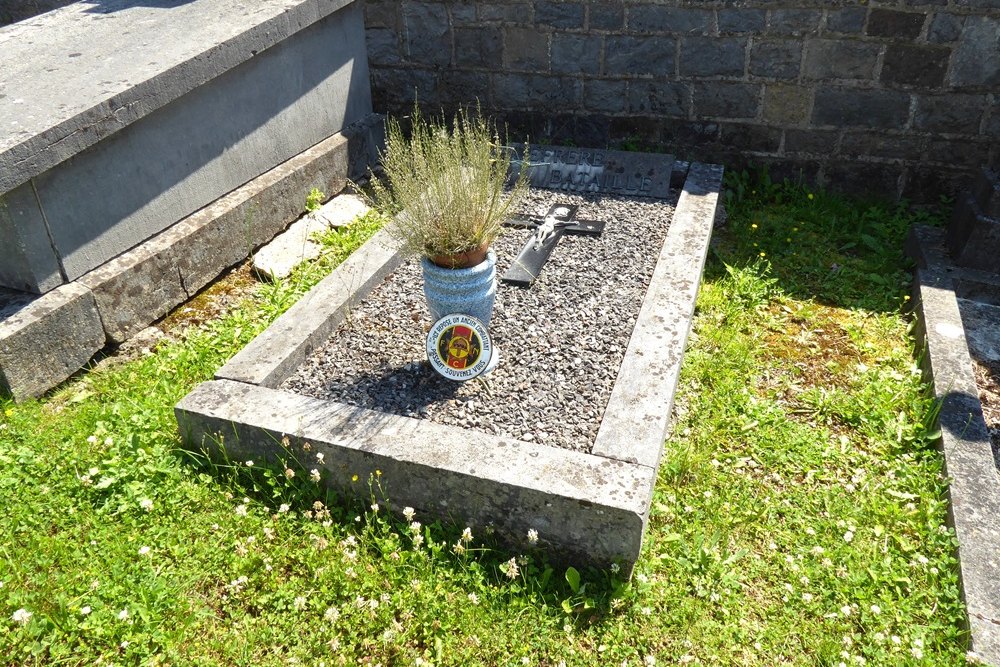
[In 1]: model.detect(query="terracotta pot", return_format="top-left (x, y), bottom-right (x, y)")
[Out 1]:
top-left (428, 244), bottom-right (490, 269)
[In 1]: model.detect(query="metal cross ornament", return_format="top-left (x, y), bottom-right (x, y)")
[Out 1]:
top-left (501, 203), bottom-right (605, 287)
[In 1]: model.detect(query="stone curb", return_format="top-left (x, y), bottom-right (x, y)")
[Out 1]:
top-left (176, 378), bottom-right (654, 567)
top-left (0, 283), bottom-right (104, 400)
top-left (178, 158), bottom-right (722, 571)
top-left (909, 225), bottom-right (1000, 666)
top-left (593, 162), bottom-right (722, 468)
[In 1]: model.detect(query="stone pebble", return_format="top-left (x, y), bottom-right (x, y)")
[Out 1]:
top-left (281, 188), bottom-right (677, 453)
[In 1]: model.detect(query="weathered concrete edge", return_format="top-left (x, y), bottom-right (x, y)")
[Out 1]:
top-left (592, 162), bottom-right (722, 469)
top-left (909, 227), bottom-right (1000, 666)
top-left (176, 378), bottom-right (655, 568)
top-left (79, 124), bottom-right (360, 344)
top-left (0, 282), bottom-right (104, 401)
top-left (1, 0), bottom-right (356, 193)
top-left (215, 225), bottom-right (402, 387)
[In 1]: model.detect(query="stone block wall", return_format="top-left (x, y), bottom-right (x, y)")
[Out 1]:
top-left (364, 0), bottom-right (1000, 201)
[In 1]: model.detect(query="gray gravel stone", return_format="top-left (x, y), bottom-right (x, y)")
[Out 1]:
top-left (282, 189), bottom-right (677, 453)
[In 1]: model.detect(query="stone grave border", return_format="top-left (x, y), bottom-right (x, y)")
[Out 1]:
top-left (175, 162), bottom-right (723, 571)
top-left (908, 225), bottom-right (1000, 665)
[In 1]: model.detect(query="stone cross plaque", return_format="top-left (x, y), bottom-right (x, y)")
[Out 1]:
top-left (510, 144), bottom-right (675, 199)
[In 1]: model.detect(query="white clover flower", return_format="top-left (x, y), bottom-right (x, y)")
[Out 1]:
top-left (87, 435), bottom-right (98, 445)
top-left (293, 596), bottom-right (307, 611)
top-left (802, 593), bottom-right (814, 603)
top-left (118, 608), bottom-right (129, 621)
top-left (840, 605), bottom-right (852, 617)
top-left (310, 469), bottom-right (321, 483)
top-left (284, 468), bottom-right (295, 479)
top-left (527, 529), bottom-right (539, 545)
top-left (324, 606), bottom-right (340, 622)
top-left (644, 656), bottom-right (656, 667)
top-left (235, 504), bottom-right (248, 517)
top-left (138, 546), bottom-right (150, 556)
top-left (80, 606), bottom-right (91, 616)
top-left (870, 604), bottom-right (881, 615)
top-left (139, 498), bottom-right (153, 512)
top-left (104, 437), bottom-right (114, 446)
top-left (12, 608), bottom-right (31, 624)
top-left (461, 527), bottom-right (473, 543)
top-left (245, 460), bottom-right (254, 467)
top-left (641, 606), bottom-right (652, 616)
top-left (468, 592), bottom-right (479, 605)
top-left (371, 503), bottom-right (380, 513)
top-left (452, 542), bottom-right (466, 555)
top-left (610, 562), bottom-right (621, 574)
top-left (500, 557), bottom-right (519, 580)
top-left (403, 507), bottom-right (416, 521)
top-left (911, 648), bottom-right (923, 659)
top-left (843, 530), bottom-right (854, 543)
top-left (891, 635), bottom-right (901, 645)
top-left (409, 521), bottom-right (421, 534)
top-left (316, 452), bottom-right (325, 464)
top-left (412, 534), bottom-right (424, 548)
top-left (278, 503), bottom-right (290, 514)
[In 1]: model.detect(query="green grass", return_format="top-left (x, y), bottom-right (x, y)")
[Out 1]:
top-left (0, 181), bottom-right (970, 665)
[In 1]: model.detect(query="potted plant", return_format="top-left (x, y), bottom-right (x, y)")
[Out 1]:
top-left (365, 106), bottom-right (528, 326)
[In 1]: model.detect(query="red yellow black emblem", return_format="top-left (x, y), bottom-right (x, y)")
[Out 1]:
top-left (426, 315), bottom-right (494, 381)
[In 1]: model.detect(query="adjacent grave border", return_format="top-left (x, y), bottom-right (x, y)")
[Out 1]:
top-left (175, 161), bottom-right (723, 571)
top-left (908, 225), bottom-right (1000, 665)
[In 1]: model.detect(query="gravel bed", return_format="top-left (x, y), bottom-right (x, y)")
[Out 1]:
top-left (281, 188), bottom-right (676, 453)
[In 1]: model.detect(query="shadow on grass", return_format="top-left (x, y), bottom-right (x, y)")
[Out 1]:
top-left (711, 168), bottom-right (949, 315)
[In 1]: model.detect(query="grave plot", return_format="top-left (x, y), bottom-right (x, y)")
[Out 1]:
top-left (908, 169), bottom-right (1000, 662)
top-left (176, 149), bottom-right (722, 572)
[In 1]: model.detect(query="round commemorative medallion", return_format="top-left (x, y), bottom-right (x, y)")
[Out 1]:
top-left (426, 314), bottom-right (494, 381)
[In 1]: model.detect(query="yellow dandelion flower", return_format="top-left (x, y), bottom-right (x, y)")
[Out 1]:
top-left (759, 252), bottom-right (766, 257)
top-left (807, 193), bottom-right (814, 200)
top-left (751, 223), bottom-right (758, 230)
top-left (351, 474), bottom-right (359, 482)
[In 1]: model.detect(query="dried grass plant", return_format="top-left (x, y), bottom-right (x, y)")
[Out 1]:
top-left (366, 107), bottom-right (529, 264)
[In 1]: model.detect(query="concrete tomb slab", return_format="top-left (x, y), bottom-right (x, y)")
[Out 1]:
top-left (176, 157), bottom-right (722, 570)
top-left (0, 0), bottom-right (373, 293)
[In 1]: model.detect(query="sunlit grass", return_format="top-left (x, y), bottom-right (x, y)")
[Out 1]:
top-left (0, 181), bottom-right (970, 665)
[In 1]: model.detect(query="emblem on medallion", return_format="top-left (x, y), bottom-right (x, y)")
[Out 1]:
top-left (426, 314), bottom-right (494, 381)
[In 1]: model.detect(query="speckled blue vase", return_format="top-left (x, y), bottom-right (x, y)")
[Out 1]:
top-left (421, 249), bottom-right (497, 326)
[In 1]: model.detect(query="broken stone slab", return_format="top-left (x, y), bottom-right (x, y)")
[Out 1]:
top-left (252, 194), bottom-right (371, 281)
top-left (252, 217), bottom-right (329, 282)
top-left (312, 193), bottom-right (370, 228)
top-left (0, 283), bottom-right (104, 400)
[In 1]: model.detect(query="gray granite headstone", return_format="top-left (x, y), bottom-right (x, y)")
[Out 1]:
top-left (512, 144), bottom-right (675, 199)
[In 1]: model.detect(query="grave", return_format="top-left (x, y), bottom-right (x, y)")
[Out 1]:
top-left (908, 167), bottom-right (1000, 662)
top-left (0, 0), bottom-right (379, 399)
top-left (176, 148), bottom-right (722, 571)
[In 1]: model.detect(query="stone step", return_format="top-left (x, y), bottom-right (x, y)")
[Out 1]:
top-left (948, 194), bottom-right (1000, 273)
